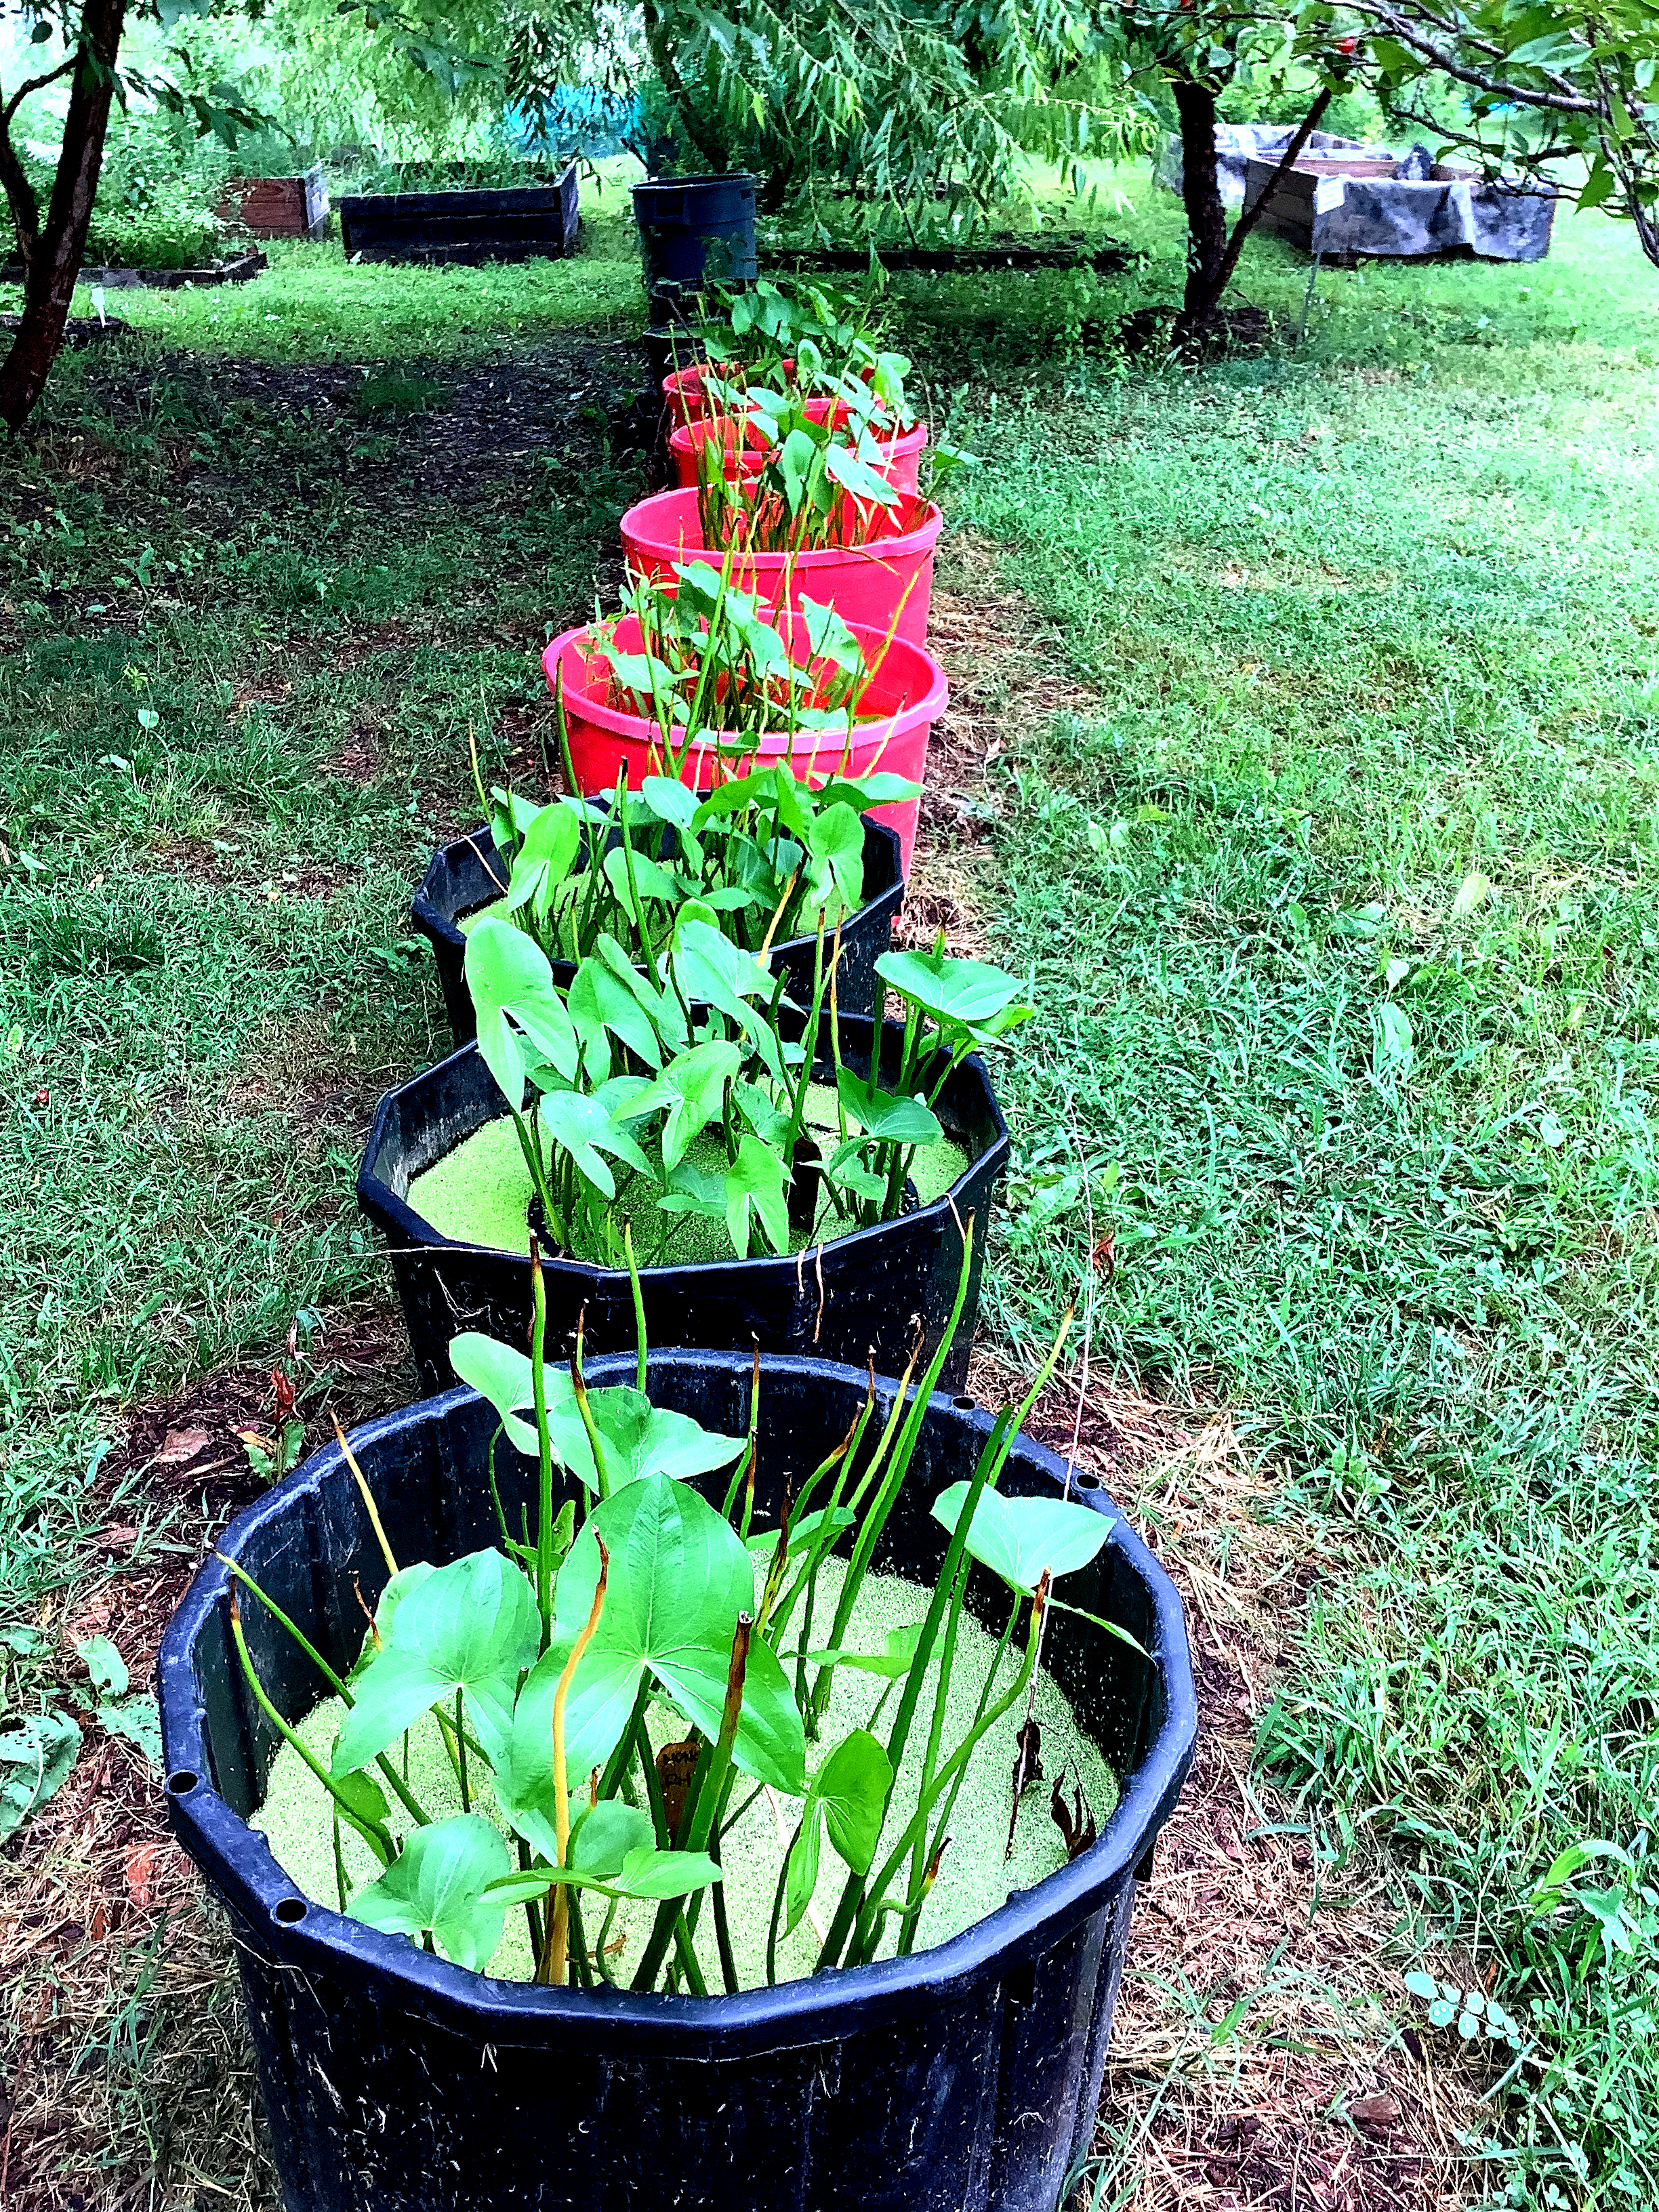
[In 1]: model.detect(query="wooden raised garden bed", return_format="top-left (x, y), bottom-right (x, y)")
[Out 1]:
top-left (216, 163), bottom-right (329, 241)
top-left (2, 249), bottom-right (267, 290)
top-left (338, 163), bottom-right (579, 265)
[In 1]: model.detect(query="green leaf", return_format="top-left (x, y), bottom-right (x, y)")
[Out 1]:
top-left (930, 1485), bottom-right (1113, 1593)
top-left (602, 842), bottom-right (681, 922)
top-left (801, 800), bottom-right (865, 919)
top-left (1427, 1996), bottom-right (1457, 2028)
top-left (98, 1693), bottom-right (162, 1765)
top-left (1404, 1970), bottom-right (1439, 2003)
top-left (505, 1474), bottom-right (806, 1803)
top-left (628, 1040), bottom-right (742, 1171)
top-left (333, 1549), bottom-right (539, 1777)
top-left (77, 1633), bottom-right (128, 1698)
top-left (816, 773), bottom-right (922, 813)
top-left (817, 1727), bottom-right (891, 1873)
top-left (451, 1334), bottom-right (740, 1491)
top-left (785, 1728), bottom-right (892, 1933)
top-left (538, 1090), bottom-right (652, 1200)
top-left (642, 776), bottom-right (699, 831)
top-left (503, 801), bottom-right (582, 923)
top-left (803, 1622), bottom-right (920, 1677)
top-left (1372, 1000), bottom-right (1414, 1084)
top-left (724, 1132), bottom-right (791, 1259)
top-left (372, 1562), bottom-right (436, 1651)
top-left (784, 1796), bottom-right (823, 1933)
top-left (665, 919), bottom-right (773, 1028)
top-left (834, 1067), bottom-right (943, 1147)
top-left (875, 946), bottom-right (1033, 1044)
top-left (569, 941), bottom-right (667, 1080)
top-left (348, 1814), bottom-right (511, 1969)
top-left (0, 1711), bottom-right (81, 1845)
top-left (464, 918), bottom-right (579, 1111)
top-left (799, 593), bottom-right (867, 674)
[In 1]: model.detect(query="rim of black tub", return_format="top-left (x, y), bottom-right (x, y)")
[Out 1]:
top-left (158, 1355), bottom-right (1198, 2061)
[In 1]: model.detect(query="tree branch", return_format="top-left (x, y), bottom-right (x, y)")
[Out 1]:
top-left (4, 53), bottom-right (80, 127)
top-left (1208, 83), bottom-right (1332, 302)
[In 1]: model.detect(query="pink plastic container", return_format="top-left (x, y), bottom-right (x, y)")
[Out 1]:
top-left (543, 617), bottom-right (947, 873)
top-left (619, 487), bottom-right (943, 649)
top-left (668, 412), bottom-right (929, 498)
top-left (662, 359), bottom-right (797, 428)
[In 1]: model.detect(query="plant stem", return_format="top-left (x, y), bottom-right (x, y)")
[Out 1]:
top-left (539, 1534), bottom-right (609, 1986)
top-left (331, 1414), bottom-right (397, 1578)
top-left (229, 1595), bottom-right (394, 1866)
top-left (709, 1823), bottom-right (739, 1994)
top-left (530, 1239), bottom-right (556, 1650)
top-left (623, 1219), bottom-right (648, 1393)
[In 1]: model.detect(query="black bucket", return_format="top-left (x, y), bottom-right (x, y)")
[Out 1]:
top-left (411, 815), bottom-right (905, 1048)
top-left (159, 1355), bottom-right (1198, 2212)
top-left (633, 171), bottom-right (756, 321)
top-left (356, 1016), bottom-right (1008, 1395)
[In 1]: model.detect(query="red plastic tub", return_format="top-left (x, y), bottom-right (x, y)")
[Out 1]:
top-left (619, 486), bottom-right (943, 649)
top-left (543, 617), bottom-right (947, 872)
top-left (669, 412), bottom-right (929, 498)
top-left (662, 359), bottom-right (791, 427)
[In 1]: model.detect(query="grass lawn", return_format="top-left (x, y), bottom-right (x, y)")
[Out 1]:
top-left (2, 160), bottom-right (1657, 2209)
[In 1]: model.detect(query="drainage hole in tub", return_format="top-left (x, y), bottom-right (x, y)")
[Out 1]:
top-left (274, 1897), bottom-right (308, 1925)
top-left (951, 1394), bottom-right (975, 1411)
top-left (166, 1769), bottom-right (201, 1795)
top-left (1071, 1473), bottom-right (1102, 1492)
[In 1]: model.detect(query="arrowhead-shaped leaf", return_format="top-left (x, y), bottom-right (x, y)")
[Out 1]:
top-left (347, 1814), bottom-right (511, 1969)
top-left (930, 1486), bottom-right (1113, 1595)
top-left (724, 1132), bottom-right (790, 1259)
top-left (465, 918), bottom-right (579, 1110)
top-left (834, 1067), bottom-right (943, 1147)
top-left (876, 947), bottom-right (1033, 1045)
top-left (506, 1474), bottom-right (805, 1797)
top-left (333, 1549), bottom-right (539, 1776)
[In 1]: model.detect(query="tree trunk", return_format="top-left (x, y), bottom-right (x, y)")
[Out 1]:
top-left (1172, 77), bottom-right (1227, 337)
top-left (0, 0), bottom-right (127, 432)
top-left (1171, 81), bottom-right (1333, 352)
top-left (642, 0), bottom-right (728, 176)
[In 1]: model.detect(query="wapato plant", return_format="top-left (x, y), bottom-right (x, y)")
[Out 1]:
top-left (672, 272), bottom-right (915, 428)
top-left (483, 568), bottom-right (922, 966)
top-left (461, 879), bottom-right (1030, 1265)
top-left (227, 1237), bottom-right (1130, 1990)
top-left (692, 371), bottom-right (918, 556)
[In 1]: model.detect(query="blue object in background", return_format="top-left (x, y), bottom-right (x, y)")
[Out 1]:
top-left (504, 89), bottom-right (642, 161)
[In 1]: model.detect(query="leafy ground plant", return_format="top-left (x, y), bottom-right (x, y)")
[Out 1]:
top-left (230, 1240), bottom-right (1117, 1990)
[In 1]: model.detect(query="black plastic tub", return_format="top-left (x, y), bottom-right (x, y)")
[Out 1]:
top-left (159, 1355), bottom-right (1198, 2212)
top-left (411, 815), bottom-right (905, 1047)
top-left (337, 167), bottom-right (579, 264)
top-left (634, 171), bottom-right (756, 321)
top-left (356, 1016), bottom-right (1007, 1395)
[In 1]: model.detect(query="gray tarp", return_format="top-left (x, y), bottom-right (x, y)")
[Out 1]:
top-left (1292, 169), bottom-right (1557, 260)
top-left (1155, 126), bottom-right (1557, 262)
top-left (1155, 123), bottom-right (1378, 209)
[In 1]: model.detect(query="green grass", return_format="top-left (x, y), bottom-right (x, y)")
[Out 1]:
top-left (2, 151), bottom-right (1658, 2207)
top-left (941, 173), bottom-right (1659, 2209)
